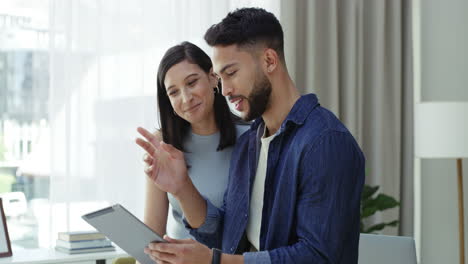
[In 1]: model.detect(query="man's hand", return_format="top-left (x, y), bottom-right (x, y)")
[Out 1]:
top-left (135, 127), bottom-right (190, 196)
top-left (144, 235), bottom-right (212, 264)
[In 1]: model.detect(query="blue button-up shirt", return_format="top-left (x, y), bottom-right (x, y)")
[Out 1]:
top-left (186, 94), bottom-right (365, 263)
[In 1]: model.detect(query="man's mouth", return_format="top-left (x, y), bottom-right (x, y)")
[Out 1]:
top-left (229, 97), bottom-right (243, 111)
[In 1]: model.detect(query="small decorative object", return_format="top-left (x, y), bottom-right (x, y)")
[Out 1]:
top-left (360, 184), bottom-right (400, 233)
top-left (0, 198), bottom-right (12, 258)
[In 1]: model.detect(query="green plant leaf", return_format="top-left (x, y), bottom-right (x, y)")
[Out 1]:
top-left (360, 183), bottom-right (401, 232)
top-left (361, 185), bottom-right (379, 200)
top-left (364, 223), bottom-right (386, 233)
top-left (374, 194), bottom-right (400, 211)
top-left (361, 205), bottom-right (378, 218)
top-left (362, 196), bottom-right (377, 210)
top-left (364, 220), bottom-right (399, 234)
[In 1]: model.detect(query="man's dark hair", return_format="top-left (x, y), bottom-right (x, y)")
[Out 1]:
top-left (204, 8), bottom-right (285, 61)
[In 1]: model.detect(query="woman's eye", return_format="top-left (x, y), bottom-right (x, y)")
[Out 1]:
top-left (168, 90), bottom-right (179, 96)
top-left (227, 70), bottom-right (237, 77)
top-left (188, 79), bottom-right (198, 86)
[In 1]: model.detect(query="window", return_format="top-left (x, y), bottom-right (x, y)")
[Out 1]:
top-left (0, 0), bottom-right (280, 250)
top-left (0, 0), bottom-right (49, 249)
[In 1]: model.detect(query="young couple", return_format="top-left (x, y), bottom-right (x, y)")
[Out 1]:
top-left (135, 7), bottom-right (365, 264)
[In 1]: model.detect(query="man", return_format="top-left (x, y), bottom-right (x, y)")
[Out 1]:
top-left (144, 7), bottom-right (365, 264)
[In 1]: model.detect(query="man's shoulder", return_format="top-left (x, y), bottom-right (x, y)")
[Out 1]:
top-left (292, 104), bottom-right (353, 149)
top-left (235, 125), bottom-right (253, 147)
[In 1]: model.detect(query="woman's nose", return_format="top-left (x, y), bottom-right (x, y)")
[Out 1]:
top-left (181, 88), bottom-right (193, 103)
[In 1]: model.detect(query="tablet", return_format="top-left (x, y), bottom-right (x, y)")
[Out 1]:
top-left (82, 204), bottom-right (166, 264)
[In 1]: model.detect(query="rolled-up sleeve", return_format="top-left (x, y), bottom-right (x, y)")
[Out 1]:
top-left (183, 198), bottom-right (224, 248)
top-left (243, 251), bottom-right (271, 264)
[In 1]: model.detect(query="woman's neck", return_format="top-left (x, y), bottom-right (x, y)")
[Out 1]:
top-left (191, 113), bottom-right (218, 135)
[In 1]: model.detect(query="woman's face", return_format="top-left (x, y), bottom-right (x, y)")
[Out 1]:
top-left (164, 60), bottom-right (217, 125)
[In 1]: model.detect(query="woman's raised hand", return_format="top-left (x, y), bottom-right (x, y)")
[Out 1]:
top-left (136, 127), bottom-right (190, 196)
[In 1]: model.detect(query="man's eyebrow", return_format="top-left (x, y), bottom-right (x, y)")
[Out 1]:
top-left (166, 73), bottom-right (199, 91)
top-left (219, 63), bottom-right (237, 75)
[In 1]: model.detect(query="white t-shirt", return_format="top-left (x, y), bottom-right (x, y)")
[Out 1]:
top-left (246, 127), bottom-right (276, 251)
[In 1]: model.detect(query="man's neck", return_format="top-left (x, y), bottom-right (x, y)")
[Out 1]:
top-left (262, 74), bottom-right (300, 137)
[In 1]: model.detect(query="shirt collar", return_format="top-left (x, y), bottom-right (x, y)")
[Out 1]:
top-left (250, 93), bottom-right (320, 134)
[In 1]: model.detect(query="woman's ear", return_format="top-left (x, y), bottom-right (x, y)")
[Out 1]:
top-left (209, 68), bottom-right (219, 87)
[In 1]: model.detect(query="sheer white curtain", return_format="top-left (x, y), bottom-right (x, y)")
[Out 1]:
top-left (45, 0), bottom-right (279, 248)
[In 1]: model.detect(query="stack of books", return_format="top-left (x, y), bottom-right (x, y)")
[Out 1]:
top-left (55, 231), bottom-right (115, 254)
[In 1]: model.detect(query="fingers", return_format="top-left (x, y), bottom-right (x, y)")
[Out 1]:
top-left (159, 142), bottom-right (183, 160)
top-left (144, 164), bottom-right (153, 178)
top-left (143, 153), bottom-right (154, 165)
top-left (146, 163), bottom-right (161, 182)
top-left (144, 247), bottom-right (176, 263)
top-left (149, 243), bottom-right (179, 255)
top-left (136, 138), bottom-right (157, 157)
top-left (163, 235), bottom-right (194, 244)
top-left (137, 127), bottom-right (161, 145)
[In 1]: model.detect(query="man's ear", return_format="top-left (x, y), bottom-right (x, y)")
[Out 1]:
top-left (263, 48), bottom-right (279, 74)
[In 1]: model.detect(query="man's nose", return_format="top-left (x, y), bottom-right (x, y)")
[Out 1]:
top-left (221, 80), bottom-right (232, 97)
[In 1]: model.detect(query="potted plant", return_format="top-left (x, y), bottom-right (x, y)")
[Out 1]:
top-left (360, 185), bottom-right (400, 233)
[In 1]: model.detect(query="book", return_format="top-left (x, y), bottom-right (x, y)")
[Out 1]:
top-left (56, 238), bottom-right (112, 249)
top-left (55, 245), bottom-right (116, 254)
top-left (58, 231), bottom-right (106, 241)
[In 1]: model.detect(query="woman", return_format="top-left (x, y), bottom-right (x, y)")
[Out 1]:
top-left (135, 41), bottom-right (247, 240)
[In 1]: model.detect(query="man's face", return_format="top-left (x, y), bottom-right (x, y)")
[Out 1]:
top-left (212, 45), bottom-right (272, 121)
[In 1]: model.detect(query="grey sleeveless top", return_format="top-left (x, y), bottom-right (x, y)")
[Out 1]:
top-left (166, 124), bottom-right (249, 239)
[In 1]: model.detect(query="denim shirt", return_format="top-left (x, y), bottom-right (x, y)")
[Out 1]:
top-left (185, 94), bottom-right (365, 263)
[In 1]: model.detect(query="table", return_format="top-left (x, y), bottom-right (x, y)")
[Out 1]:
top-left (0, 247), bottom-right (128, 264)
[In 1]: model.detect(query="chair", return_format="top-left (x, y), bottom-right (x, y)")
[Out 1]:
top-left (359, 233), bottom-right (417, 264)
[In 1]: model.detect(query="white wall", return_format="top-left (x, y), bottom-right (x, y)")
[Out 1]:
top-left (421, 0), bottom-right (468, 102)
top-left (420, 0), bottom-right (468, 263)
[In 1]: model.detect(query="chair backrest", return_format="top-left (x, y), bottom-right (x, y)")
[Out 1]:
top-left (359, 233), bottom-right (417, 264)
top-left (0, 191), bottom-right (28, 218)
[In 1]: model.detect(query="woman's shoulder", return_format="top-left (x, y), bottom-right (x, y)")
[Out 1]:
top-left (234, 122), bottom-right (251, 139)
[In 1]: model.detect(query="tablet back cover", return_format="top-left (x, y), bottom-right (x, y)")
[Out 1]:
top-left (82, 204), bottom-right (165, 264)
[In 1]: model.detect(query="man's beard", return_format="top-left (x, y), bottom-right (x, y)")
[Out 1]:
top-left (243, 71), bottom-right (272, 122)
